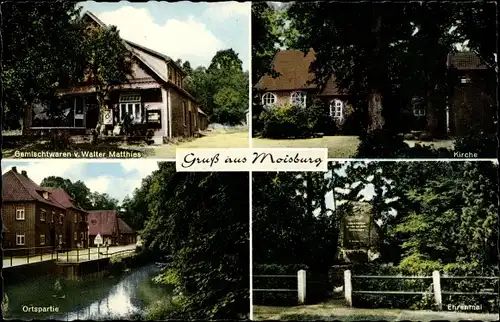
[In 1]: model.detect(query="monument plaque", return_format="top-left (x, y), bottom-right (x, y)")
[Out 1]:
top-left (339, 202), bottom-right (380, 262)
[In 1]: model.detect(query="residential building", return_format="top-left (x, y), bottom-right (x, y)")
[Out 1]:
top-left (29, 11), bottom-right (209, 143)
top-left (1, 167), bottom-right (86, 254)
top-left (87, 210), bottom-right (120, 246)
top-left (117, 218), bottom-right (137, 245)
top-left (46, 187), bottom-right (89, 249)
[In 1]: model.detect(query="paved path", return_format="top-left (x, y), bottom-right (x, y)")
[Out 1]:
top-left (3, 244), bottom-right (136, 268)
top-left (253, 301), bottom-right (498, 321)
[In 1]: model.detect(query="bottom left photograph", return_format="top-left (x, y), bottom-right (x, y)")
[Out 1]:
top-left (1, 160), bottom-right (250, 321)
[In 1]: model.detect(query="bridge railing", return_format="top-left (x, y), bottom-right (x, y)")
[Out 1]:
top-left (2, 246), bottom-right (112, 267)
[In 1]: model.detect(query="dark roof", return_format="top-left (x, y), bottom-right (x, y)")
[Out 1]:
top-left (81, 11), bottom-right (204, 112)
top-left (448, 52), bottom-right (488, 70)
top-left (117, 218), bottom-right (135, 235)
top-left (45, 187), bottom-right (88, 213)
top-left (87, 210), bottom-right (119, 236)
top-left (2, 168), bottom-right (66, 209)
top-left (255, 49), bottom-right (344, 95)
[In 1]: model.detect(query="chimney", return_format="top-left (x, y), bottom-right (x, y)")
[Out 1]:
top-left (21, 170), bottom-right (28, 177)
top-left (12, 167), bottom-right (17, 173)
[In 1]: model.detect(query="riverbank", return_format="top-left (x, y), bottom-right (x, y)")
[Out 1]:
top-left (253, 301), bottom-right (499, 321)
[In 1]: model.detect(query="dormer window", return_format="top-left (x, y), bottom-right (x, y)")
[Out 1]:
top-left (330, 99), bottom-right (344, 119)
top-left (262, 92), bottom-right (277, 108)
top-left (290, 92), bottom-right (307, 108)
top-left (43, 191), bottom-right (49, 200)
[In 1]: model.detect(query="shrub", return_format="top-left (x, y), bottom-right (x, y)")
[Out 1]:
top-left (260, 104), bottom-right (311, 139)
top-left (356, 130), bottom-right (411, 158)
top-left (306, 102), bottom-right (338, 135)
top-left (454, 133), bottom-right (497, 158)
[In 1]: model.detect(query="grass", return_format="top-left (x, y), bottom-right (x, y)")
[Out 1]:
top-left (1, 127), bottom-right (249, 159)
top-left (253, 301), bottom-right (499, 321)
top-left (151, 128), bottom-right (249, 158)
top-left (252, 135), bottom-right (454, 158)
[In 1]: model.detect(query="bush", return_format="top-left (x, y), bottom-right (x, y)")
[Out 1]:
top-left (260, 104), bottom-right (312, 139)
top-left (454, 134), bottom-right (497, 158)
top-left (356, 130), bottom-right (411, 158)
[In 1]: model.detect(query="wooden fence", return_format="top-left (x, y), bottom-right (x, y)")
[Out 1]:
top-left (253, 270), bottom-right (307, 304)
top-left (345, 270), bottom-right (499, 310)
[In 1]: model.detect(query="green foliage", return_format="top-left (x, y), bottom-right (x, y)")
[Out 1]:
top-left (140, 164), bottom-right (249, 320)
top-left (259, 104), bottom-right (311, 138)
top-left (182, 50), bottom-right (248, 125)
top-left (2, 2), bottom-right (84, 131)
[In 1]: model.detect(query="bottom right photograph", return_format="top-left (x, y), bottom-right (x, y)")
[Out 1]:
top-left (252, 161), bottom-right (499, 321)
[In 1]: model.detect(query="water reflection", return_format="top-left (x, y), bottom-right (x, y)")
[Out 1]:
top-left (5, 264), bottom-right (165, 321)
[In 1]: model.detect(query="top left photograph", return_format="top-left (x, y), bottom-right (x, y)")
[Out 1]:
top-left (2, 1), bottom-right (250, 159)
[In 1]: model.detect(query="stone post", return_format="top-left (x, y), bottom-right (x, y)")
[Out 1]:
top-left (344, 270), bottom-right (353, 306)
top-left (432, 270), bottom-right (442, 310)
top-left (297, 270), bottom-right (307, 305)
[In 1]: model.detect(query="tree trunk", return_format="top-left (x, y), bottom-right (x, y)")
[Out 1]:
top-left (21, 105), bottom-right (33, 136)
top-left (367, 91), bottom-right (385, 133)
top-left (367, 11), bottom-right (386, 134)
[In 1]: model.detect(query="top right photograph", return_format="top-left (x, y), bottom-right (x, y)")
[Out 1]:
top-left (251, 1), bottom-right (497, 158)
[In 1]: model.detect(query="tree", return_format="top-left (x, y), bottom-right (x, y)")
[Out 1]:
top-left (184, 50), bottom-right (248, 125)
top-left (1, 2), bottom-right (84, 133)
top-left (40, 176), bottom-right (119, 211)
top-left (251, 2), bottom-right (282, 84)
top-left (81, 25), bottom-right (134, 136)
top-left (140, 163), bottom-right (249, 320)
top-left (286, 2), bottom-right (469, 138)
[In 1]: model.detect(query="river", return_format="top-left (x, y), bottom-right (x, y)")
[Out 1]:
top-left (3, 263), bottom-right (170, 320)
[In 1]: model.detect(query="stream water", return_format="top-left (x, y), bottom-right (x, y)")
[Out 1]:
top-left (3, 263), bottom-right (170, 320)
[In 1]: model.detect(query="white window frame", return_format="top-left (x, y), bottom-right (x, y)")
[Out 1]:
top-left (330, 99), bottom-right (344, 119)
top-left (262, 92), bottom-right (277, 107)
top-left (16, 234), bottom-right (25, 246)
top-left (74, 232), bottom-right (77, 241)
top-left (16, 207), bottom-right (25, 220)
top-left (74, 214), bottom-right (77, 223)
top-left (52, 211), bottom-right (55, 223)
top-left (413, 106), bottom-right (426, 117)
top-left (290, 91), bottom-right (307, 108)
top-left (40, 209), bottom-right (46, 222)
top-left (43, 192), bottom-right (49, 200)
top-left (119, 93), bottom-right (142, 123)
top-left (59, 214), bottom-right (64, 224)
top-left (40, 234), bottom-right (45, 245)
top-left (59, 234), bottom-right (63, 245)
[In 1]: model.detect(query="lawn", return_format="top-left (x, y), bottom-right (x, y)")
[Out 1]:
top-left (252, 136), bottom-right (454, 158)
top-left (253, 302), bottom-right (498, 321)
top-left (1, 127), bottom-right (249, 159)
top-left (150, 129), bottom-right (249, 158)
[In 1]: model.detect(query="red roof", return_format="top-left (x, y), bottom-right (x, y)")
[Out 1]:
top-left (117, 218), bottom-right (135, 235)
top-left (87, 210), bottom-right (119, 236)
top-left (45, 187), bottom-right (87, 213)
top-left (255, 49), bottom-right (344, 95)
top-left (2, 168), bottom-right (66, 210)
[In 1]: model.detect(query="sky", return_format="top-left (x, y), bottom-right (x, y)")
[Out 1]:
top-left (78, 1), bottom-right (250, 71)
top-left (1, 160), bottom-right (159, 204)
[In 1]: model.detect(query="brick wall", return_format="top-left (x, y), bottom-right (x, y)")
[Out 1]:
top-left (170, 87), bottom-right (198, 137)
top-left (2, 203), bottom-right (36, 249)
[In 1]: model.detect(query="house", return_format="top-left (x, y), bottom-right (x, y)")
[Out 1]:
top-left (87, 210), bottom-right (120, 246)
top-left (46, 187), bottom-right (89, 249)
top-left (117, 217), bottom-right (137, 245)
top-left (255, 49), bottom-right (495, 137)
top-left (1, 167), bottom-right (85, 254)
top-left (30, 11), bottom-right (209, 143)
